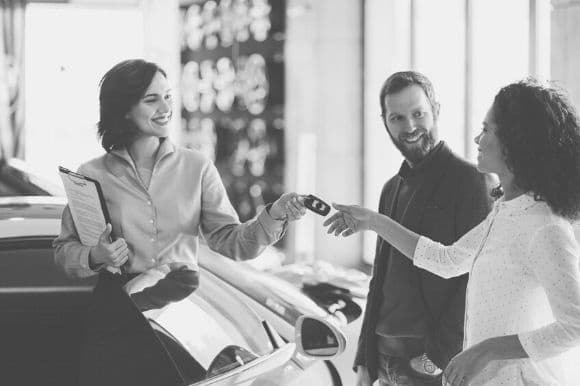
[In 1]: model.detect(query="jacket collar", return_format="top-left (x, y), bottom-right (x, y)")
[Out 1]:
top-left (397, 141), bottom-right (449, 180)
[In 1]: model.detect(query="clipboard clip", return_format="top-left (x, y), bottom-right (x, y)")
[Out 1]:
top-left (59, 166), bottom-right (88, 187)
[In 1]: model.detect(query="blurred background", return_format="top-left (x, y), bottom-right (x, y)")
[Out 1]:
top-left (1, 0), bottom-right (579, 270)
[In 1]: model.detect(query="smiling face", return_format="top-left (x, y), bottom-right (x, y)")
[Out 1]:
top-left (126, 71), bottom-right (173, 138)
top-left (382, 84), bottom-right (439, 165)
top-left (474, 106), bottom-right (510, 176)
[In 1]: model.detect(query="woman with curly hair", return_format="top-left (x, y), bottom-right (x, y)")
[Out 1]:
top-left (324, 79), bottom-right (580, 385)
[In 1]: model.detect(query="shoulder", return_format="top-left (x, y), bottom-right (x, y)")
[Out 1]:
top-left (171, 145), bottom-right (213, 168)
top-left (77, 154), bottom-right (108, 179)
top-left (381, 175), bottom-right (399, 196)
top-left (444, 149), bottom-right (480, 177)
top-left (442, 149), bottom-right (491, 190)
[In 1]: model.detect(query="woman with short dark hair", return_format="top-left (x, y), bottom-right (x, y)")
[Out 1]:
top-left (54, 59), bottom-right (305, 384)
top-left (325, 79), bottom-right (580, 385)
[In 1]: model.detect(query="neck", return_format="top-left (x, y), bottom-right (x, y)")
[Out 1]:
top-left (498, 172), bottom-right (526, 201)
top-left (128, 136), bottom-right (160, 168)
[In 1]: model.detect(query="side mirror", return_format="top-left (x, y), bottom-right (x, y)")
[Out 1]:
top-left (294, 316), bottom-right (346, 359)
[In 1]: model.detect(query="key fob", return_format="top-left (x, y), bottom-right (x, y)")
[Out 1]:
top-left (304, 194), bottom-right (331, 216)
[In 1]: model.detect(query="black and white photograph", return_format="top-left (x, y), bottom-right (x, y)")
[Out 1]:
top-left (1, 0), bottom-right (580, 385)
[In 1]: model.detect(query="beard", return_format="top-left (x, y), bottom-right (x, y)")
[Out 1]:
top-left (388, 127), bottom-right (437, 166)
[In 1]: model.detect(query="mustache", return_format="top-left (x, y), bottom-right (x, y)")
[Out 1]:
top-left (399, 129), bottom-right (427, 141)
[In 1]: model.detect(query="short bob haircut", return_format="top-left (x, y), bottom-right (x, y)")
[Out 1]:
top-left (379, 71), bottom-right (439, 121)
top-left (97, 59), bottom-right (167, 151)
top-left (492, 79), bottom-right (580, 220)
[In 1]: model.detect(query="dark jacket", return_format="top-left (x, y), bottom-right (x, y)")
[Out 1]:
top-left (354, 142), bottom-right (493, 381)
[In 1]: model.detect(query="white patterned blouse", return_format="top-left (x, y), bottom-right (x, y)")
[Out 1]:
top-left (414, 193), bottom-right (580, 385)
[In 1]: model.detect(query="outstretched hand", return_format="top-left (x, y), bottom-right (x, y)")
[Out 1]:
top-left (323, 203), bottom-right (376, 237)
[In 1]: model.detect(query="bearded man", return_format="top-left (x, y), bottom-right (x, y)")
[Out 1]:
top-left (354, 71), bottom-right (492, 386)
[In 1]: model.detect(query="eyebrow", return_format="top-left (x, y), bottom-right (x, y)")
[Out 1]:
top-left (143, 89), bottom-right (172, 98)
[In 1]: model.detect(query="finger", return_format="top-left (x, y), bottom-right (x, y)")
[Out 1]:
top-left (112, 238), bottom-right (127, 251)
top-left (334, 225), bottom-right (348, 236)
top-left (327, 222), bottom-right (339, 234)
top-left (323, 213), bottom-right (342, 227)
top-left (342, 229), bottom-right (355, 237)
top-left (100, 223), bottom-right (113, 241)
top-left (331, 203), bottom-right (351, 213)
top-left (112, 251), bottom-right (129, 267)
top-left (113, 244), bottom-right (128, 258)
top-left (287, 201), bottom-right (301, 217)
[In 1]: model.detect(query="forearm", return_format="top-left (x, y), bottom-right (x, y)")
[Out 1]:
top-left (369, 212), bottom-right (420, 260)
top-left (484, 335), bottom-right (528, 361)
top-left (204, 206), bottom-right (286, 260)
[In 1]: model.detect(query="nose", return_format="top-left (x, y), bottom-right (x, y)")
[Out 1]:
top-left (159, 98), bottom-right (171, 114)
top-left (474, 132), bottom-right (481, 145)
top-left (402, 117), bottom-right (416, 132)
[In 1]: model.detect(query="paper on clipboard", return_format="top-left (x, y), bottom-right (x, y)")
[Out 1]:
top-left (58, 167), bottom-right (109, 246)
top-left (58, 166), bottom-right (121, 274)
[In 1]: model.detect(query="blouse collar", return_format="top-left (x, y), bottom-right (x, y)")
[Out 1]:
top-left (496, 193), bottom-right (538, 216)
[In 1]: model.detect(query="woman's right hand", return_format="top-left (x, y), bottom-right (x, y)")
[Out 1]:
top-left (89, 224), bottom-right (129, 268)
top-left (355, 365), bottom-right (372, 386)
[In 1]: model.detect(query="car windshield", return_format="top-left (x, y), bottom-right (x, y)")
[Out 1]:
top-left (125, 267), bottom-right (275, 382)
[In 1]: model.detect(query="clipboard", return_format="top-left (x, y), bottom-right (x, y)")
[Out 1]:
top-left (58, 166), bottom-right (121, 274)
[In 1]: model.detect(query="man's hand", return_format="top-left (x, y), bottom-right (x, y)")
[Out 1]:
top-left (323, 203), bottom-right (377, 236)
top-left (355, 365), bottom-right (372, 386)
top-left (269, 192), bottom-right (306, 222)
top-left (89, 224), bottom-right (129, 268)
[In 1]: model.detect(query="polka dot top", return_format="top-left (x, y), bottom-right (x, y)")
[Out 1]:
top-left (414, 193), bottom-right (580, 384)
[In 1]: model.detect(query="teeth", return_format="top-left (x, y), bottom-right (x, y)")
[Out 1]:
top-left (405, 133), bottom-right (422, 143)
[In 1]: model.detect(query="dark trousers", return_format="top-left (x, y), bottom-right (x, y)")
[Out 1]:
top-left (376, 335), bottom-right (441, 386)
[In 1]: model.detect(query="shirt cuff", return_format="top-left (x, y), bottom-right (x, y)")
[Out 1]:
top-left (413, 236), bottom-right (432, 269)
top-left (81, 245), bottom-right (103, 273)
top-left (258, 204), bottom-right (287, 238)
top-left (518, 330), bottom-right (545, 362)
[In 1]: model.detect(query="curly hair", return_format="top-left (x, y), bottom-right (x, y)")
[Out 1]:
top-left (492, 79), bottom-right (580, 220)
top-left (97, 59), bottom-right (166, 152)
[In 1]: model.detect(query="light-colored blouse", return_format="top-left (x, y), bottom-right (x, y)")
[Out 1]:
top-left (54, 139), bottom-right (286, 277)
top-left (414, 194), bottom-right (580, 385)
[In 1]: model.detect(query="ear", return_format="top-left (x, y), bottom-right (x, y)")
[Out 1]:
top-left (433, 102), bottom-right (441, 120)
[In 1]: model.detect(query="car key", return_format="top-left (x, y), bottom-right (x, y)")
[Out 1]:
top-left (303, 194), bottom-right (331, 216)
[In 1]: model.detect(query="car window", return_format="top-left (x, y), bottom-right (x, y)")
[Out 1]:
top-left (0, 239), bottom-right (95, 288)
top-left (125, 267), bottom-right (277, 383)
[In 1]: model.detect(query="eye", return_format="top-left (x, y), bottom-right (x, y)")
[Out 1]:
top-left (165, 94), bottom-right (173, 101)
top-left (390, 115), bottom-right (401, 122)
top-left (413, 111), bottom-right (425, 118)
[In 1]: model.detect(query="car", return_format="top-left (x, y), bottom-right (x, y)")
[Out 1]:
top-left (0, 158), bottom-right (64, 197)
top-left (200, 246), bottom-right (366, 386)
top-left (0, 196), bottom-right (347, 385)
top-left (0, 160), bottom-right (367, 384)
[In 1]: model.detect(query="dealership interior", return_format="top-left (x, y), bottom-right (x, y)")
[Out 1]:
top-left (2, 0), bottom-right (580, 385)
